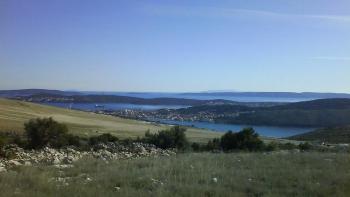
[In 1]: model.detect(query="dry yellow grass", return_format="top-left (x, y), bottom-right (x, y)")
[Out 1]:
top-left (0, 98), bottom-right (222, 142)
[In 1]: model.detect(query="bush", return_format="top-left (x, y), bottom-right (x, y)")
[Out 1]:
top-left (89, 133), bottom-right (119, 145)
top-left (191, 142), bottom-right (201, 152)
top-left (65, 134), bottom-right (82, 147)
top-left (144, 126), bottom-right (189, 150)
top-left (298, 142), bottom-right (312, 151)
top-left (0, 136), bottom-right (5, 149)
top-left (205, 138), bottom-right (221, 151)
top-left (24, 117), bottom-right (70, 149)
top-left (220, 128), bottom-right (264, 151)
top-left (265, 141), bottom-right (279, 151)
top-left (279, 142), bottom-right (298, 150)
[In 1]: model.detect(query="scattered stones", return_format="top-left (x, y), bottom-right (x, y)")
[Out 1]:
top-left (151, 178), bottom-right (164, 186)
top-left (54, 164), bottom-right (74, 169)
top-left (0, 143), bottom-right (176, 171)
top-left (7, 160), bottom-right (22, 167)
top-left (0, 166), bottom-right (6, 172)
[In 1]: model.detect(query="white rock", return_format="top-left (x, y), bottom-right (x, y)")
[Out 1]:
top-left (0, 166), bottom-right (6, 172)
top-left (8, 160), bottom-right (22, 166)
top-left (52, 158), bottom-right (61, 165)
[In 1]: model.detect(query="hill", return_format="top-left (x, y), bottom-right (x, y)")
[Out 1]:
top-left (0, 98), bottom-right (221, 142)
top-left (181, 92), bottom-right (350, 99)
top-left (17, 93), bottom-right (239, 106)
top-left (288, 126), bottom-right (350, 143)
top-left (171, 98), bottom-right (350, 127)
top-left (0, 89), bottom-right (79, 97)
top-left (269, 98), bottom-right (350, 110)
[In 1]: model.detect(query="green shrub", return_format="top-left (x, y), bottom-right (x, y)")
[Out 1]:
top-left (12, 134), bottom-right (27, 148)
top-left (298, 142), bottom-right (312, 151)
top-left (144, 126), bottom-right (189, 150)
top-left (89, 133), bottom-right (119, 145)
top-left (265, 141), bottom-right (279, 151)
top-left (24, 117), bottom-right (69, 149)
top-left (0, 136), bottom-right (5, 149)
top-left (191, 142), bottom-right (201, 152)
top-left (279, 142), bottom-right (298, 150)
top-left (0, 132), bottom-right (27, 148)
top-left (220, 128), bottom-right (264, 151)
top-left (65, 134), bottom-right (82, 147)
top-left (205, 138), bottom-right (221, 151)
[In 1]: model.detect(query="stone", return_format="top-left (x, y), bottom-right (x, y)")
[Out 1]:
top-left (0, 166), bottom-right (6, 172)
top-left (52, 158), bottom-right (61, 165)
top-left (8, 160), bottom-right (22, 166)
top-left (0, 143), bottom-right (176, 170)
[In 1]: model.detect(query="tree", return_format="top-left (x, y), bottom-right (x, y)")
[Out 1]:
top-left (24, 117), bottom-right (69, 148)
top-left (144, 126), bottom-right (189, 149)
top-left (89, 133), bottom-right (119, 145)
top-left (220, 128), bottom-right (264, 151)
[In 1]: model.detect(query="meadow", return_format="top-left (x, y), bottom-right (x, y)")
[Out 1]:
top-left (1, 152), bottom-right (350, 197)
top-left (0, 98), bottom-right (222, 143)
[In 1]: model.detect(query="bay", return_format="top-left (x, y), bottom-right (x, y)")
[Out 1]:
top-left (152, 119), bottom-right (313, 138)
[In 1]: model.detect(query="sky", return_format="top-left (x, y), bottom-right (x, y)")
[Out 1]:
top-left (1, 0), bottom-right (350, 93)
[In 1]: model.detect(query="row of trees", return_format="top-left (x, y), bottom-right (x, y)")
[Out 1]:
top-left (1, 117), bottom-right (310, 152)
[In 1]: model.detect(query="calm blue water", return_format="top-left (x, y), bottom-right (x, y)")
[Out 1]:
top-left (80, 92), bottom-right (320, 102)
top-left (42, 102), bottom-right (187, 111)
top-left (42, 102), bottom-right (313, 138)
top-left (152, 119), bottom-right (313, 138)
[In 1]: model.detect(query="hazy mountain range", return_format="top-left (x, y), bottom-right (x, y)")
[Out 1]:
top-left (1, 89), bottom-right (350, 101)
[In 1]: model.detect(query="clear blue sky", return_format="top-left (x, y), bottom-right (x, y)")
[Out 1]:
top-left (1, 0), bottom-right (349, 93)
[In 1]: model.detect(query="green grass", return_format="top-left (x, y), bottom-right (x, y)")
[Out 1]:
top-left (0, 98), bottom-right (222, 143)
top-left (1, 152), bottom-right (350, 196)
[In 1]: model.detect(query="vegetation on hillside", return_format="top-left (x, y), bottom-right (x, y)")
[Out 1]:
top-left (143, 126), bottom-right (189, 150)
top-left (174, 99), bottom-right (350, 127)
top-left (18, 93), bottom-right (238, 106)
top-left (220, 128), bottom-right (264, 151)
top-left (217, 109), bottom-right (350, 127)
top-left (288, 126), bottom-right (350, 143)
top-left (0, 98), bottom-right (222, 142)
top-left (1, 118), bottom-right (296, 153)
top-left (25, 118), bottom-right (79, 149)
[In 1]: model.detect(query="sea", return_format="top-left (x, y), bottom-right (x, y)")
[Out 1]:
top-left (41, 93), bottom-right (318, 138)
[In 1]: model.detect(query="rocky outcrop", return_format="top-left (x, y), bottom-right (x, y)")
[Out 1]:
top-left (0, 143), bottom-right (175, 171)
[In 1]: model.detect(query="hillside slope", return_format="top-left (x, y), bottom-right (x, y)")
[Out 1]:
top-left (175, 99), bottom-right (350, 127)
top-left (0, 99), bottom-right (221, 142)
top-left (288, 126), bottom-right (350, 143)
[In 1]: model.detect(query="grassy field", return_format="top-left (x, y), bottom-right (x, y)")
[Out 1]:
top-left (1, 152), bottom-right (350, 197)
top-left (0, 98), bottom-right (222, 143)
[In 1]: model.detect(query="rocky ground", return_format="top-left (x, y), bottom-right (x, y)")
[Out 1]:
top-left (0, 143), bottom-right (176, 172)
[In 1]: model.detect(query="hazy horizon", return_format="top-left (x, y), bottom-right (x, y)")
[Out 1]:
top-left (2, 88), bottom-right (350, 95)
top-left (1, 0), bottom-right (349, 93)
